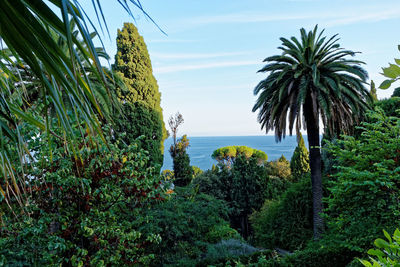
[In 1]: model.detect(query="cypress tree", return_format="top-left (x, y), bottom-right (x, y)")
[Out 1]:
top-left (290, 134), bottom-right (310, 181)
top-left (113, 23), bottom-right (167, 166)
top-left (170, 135), bottom-right (193, 187)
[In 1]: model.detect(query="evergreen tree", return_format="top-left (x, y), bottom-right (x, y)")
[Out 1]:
top-left (290, 134), bottom-right (310, 181)
top-left (113, 102), bottom-right (164, 165)
top-left (113, 22), bottom-right (167, 166)
top-left (392, 87), bottom-right (400, 98)
top-left (170, 135), bottom-right (193, 187)
top-left (370, 80), bottom-right (378, 103)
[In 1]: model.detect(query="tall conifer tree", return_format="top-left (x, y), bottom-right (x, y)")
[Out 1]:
top-left (290, 134), bottom-right (310, 181)
top-left (113, 23), bottom-right (167, 166)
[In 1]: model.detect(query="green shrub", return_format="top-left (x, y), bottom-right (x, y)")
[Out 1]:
top-left (194, 155), bottom-right (289, 238)
top-left (250, 176), bottom-right (313, 251)
top-left (0, 131), bottom-right (164, 266)
top-left (324, 111), bottom-right (400, 252)
top-left (392, 87), bottom-right (400, 97)
top-left (274, 245), bottom-right (361, 267)
top-left (113, 102), bottom-right (165, 167)
top-left (192, 165), bottom-right (203, 178)
top-left (137, 191), bottom-right (234, 265)
top-left (206, 224), bottom-right (241, 243)
top-left (266, 155), bottom-right (291, 180)
top-left (375, 97), bottom-right (400, 117)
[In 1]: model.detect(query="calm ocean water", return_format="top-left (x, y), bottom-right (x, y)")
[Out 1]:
top-left (162, 135), bottom-right (308, 171)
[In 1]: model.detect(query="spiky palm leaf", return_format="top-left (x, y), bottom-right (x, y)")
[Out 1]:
top-left (0, 0), bottom-right (158, 214)
top-left (253, 25), bottom-right (371, 238)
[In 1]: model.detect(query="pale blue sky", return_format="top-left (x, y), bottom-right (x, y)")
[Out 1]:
top-left (81, 0), bottom-right (400, 136)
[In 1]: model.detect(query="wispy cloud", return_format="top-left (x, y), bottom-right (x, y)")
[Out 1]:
top-left (325, 9), bottom-right (400, 27)
top-left (147, 38), bottom-right (197, 43)
top-left (151, 51), bottom-right (250, 60)
top-left (155, 60), bottom-right (260, 74)
top-left (186, 13), bottom-right (318, 25)
top-left (176, 7), bottom-right (400, 28)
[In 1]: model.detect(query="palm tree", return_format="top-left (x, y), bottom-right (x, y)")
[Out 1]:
top-left (252, 26), bottom-right (370, 239)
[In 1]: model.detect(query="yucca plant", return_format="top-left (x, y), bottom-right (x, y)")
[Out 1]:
top-left (253, 25), bottom-right (371, 239)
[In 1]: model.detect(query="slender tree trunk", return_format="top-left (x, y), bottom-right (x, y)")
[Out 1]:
top-left (305, 102), bottom-right (324, 239)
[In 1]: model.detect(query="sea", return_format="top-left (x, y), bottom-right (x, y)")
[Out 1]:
top-left (162, 135), bottom-right (308, 171)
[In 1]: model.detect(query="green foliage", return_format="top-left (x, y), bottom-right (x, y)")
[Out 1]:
top-left (114, 22), bottom-right (166, 163)
top-left (392, 87), bottom-right (400, 97)
top-left (192, 165), bottom-right (204, 178)
top-left (206, 225), bottom-right (241, 244)
top-left (212, 146), bottom-right (268, 166)
top-left (192, 169), bottom-right (228, 200)
top-left (250, 177), bottom-right (313, 251)
top-left (113, 102), bottom-right (164, 166)
top-left (375, 97), bottom-right (400, 117)
top-left (369, 80), bottom-right (378, 103)
top-left (379, 45), bottom-right (400, 90)
top-left (359, 229), bottom-right (400, 266)
top-left (290, 134), bottom-right (310, 181)
top-left (0, 129), bottom-right (165, 266)
top-left (325, 111), bottom-right (400, 251)
top-left (114, 22), bottom-right (161, 110)
top-left (137, 191), bottom-right (234, 265)
top-left (253, 25), bottom-right (370, 140)
top-left (266, 155), bottom-right (292, 180)
top-left (270, 245), bottom-right (361, 267)
top-left (194, 155), bottom-right (269, 238)
top-left (170, 135), bottom-right (193, 186)
top-left (161, 169), bottom-right (174, 180)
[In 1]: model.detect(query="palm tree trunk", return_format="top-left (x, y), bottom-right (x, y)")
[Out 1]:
top-left (305, 103), bottom-right (324, 239)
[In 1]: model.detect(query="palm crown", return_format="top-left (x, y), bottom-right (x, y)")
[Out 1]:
top-left (253, 25), bottom-right (370, 140)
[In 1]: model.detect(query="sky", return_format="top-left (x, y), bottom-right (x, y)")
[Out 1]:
top-left (80, 0), bottom-right (400, 136)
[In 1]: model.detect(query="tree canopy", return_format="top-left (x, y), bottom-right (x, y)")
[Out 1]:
top-left (212, 146), bottom-right (268, 166)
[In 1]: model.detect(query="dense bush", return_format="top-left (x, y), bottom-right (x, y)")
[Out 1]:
top-left (113, 102), bottom-right (165, 167)
top-left (0, 131), bottom-right (165, 266)
top-left (137, 189), bottom-right (237, 265)
top-left (267, 245), bottom-right (361, 267)
top-left (192, 165), bottom-right (203, 178)
top-left (324, 111), bottom-right (400, 252)
top-left (392, 87), bottom-right (400, 97)
top-left (375, 97), bottom-right (400, 117)
top-left (195, 155), bottom-right (269, 238)
top-left (250, 176), bottom-right (313, 251)
top-left (266, 155), bottom-right (291, 180)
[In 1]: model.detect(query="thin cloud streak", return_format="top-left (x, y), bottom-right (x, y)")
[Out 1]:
top-left (151, 51), bottom-right (250, 60)
top-left (177, 7), bottom-right (400, 28)
top-left (325, 9), bottom-right (400, 27)
top-left (147, 38), bottom-right (197, 43)
top-left (155, 60), bottom-right (260, 74)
